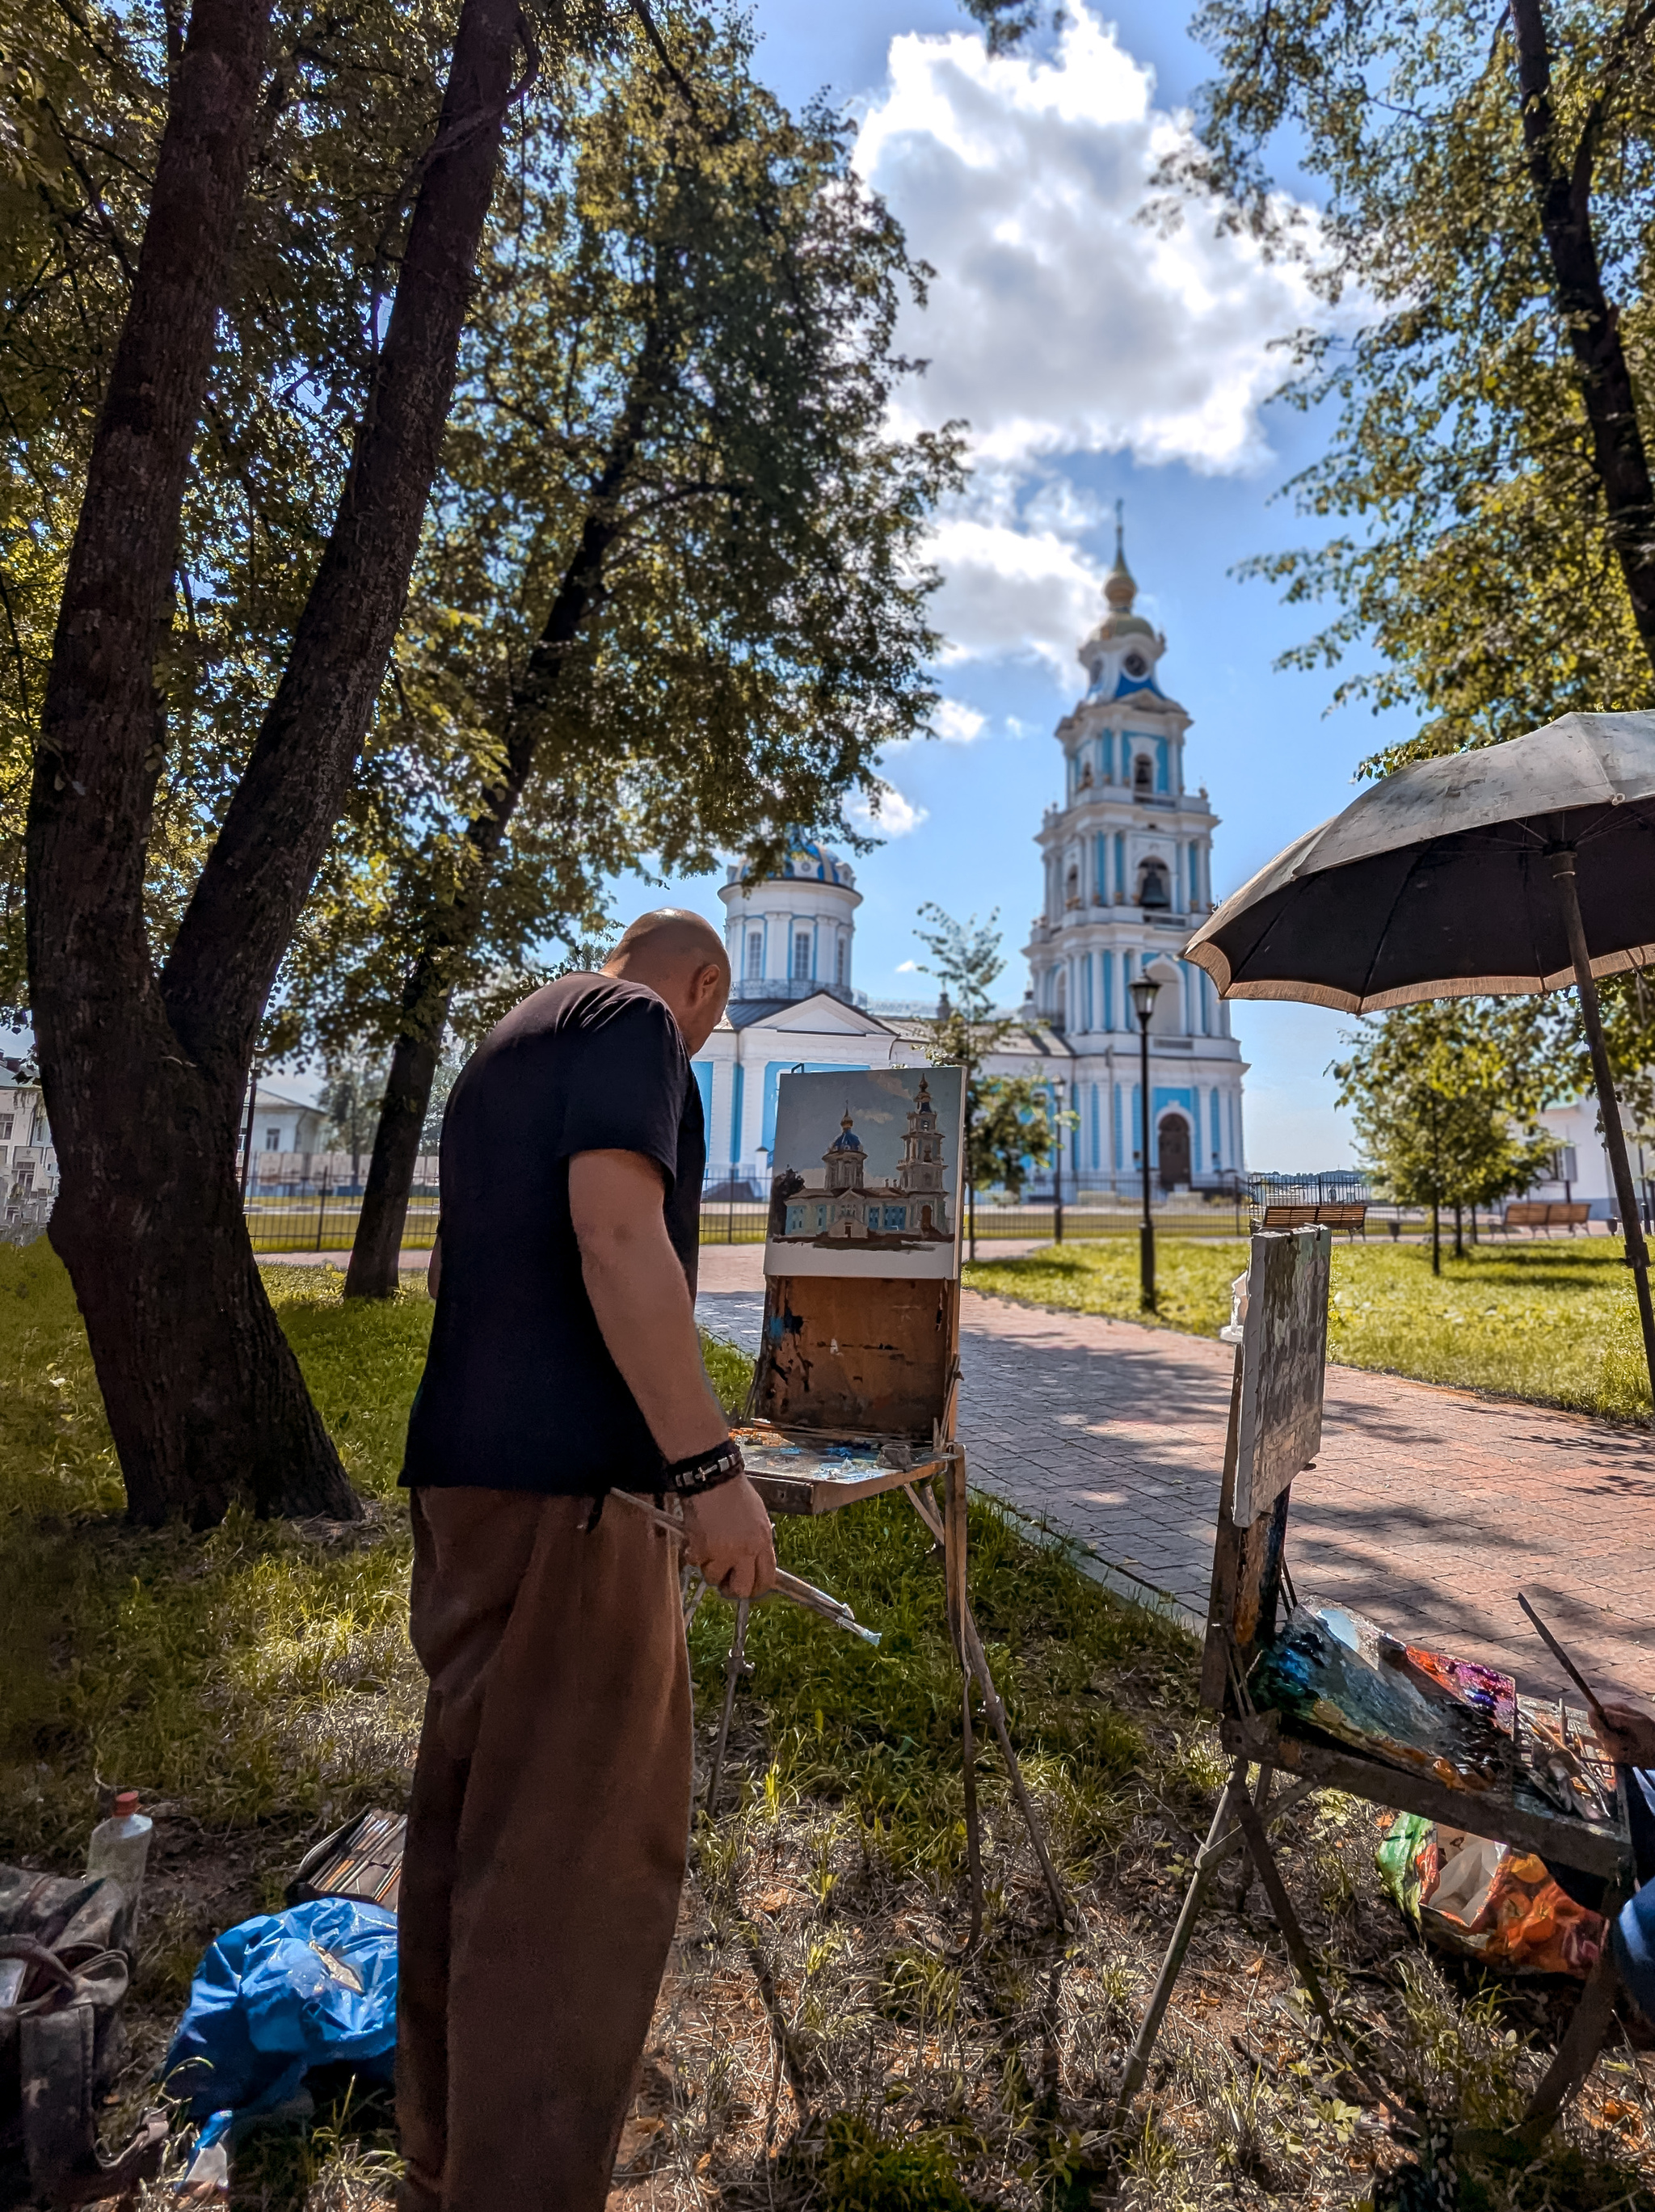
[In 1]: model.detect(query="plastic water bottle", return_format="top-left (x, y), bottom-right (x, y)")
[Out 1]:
top-left (86, 1791), bottom-right (154, 1927)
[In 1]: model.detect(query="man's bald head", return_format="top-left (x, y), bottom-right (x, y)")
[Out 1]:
top-left (603, 908), bottom-right (731, 1054)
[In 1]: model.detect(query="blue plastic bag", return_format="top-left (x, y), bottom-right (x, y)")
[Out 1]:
top-left (163, 1897), bottom-right (398, 2122)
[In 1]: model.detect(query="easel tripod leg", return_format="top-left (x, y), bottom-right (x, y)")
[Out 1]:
top-left (1232, 1793), bottom-right (1337, 2031)
top-left (1232, 1759), bottom-right (1274, 1913)
top-left (961, 1676), bottom-right (983, 1946)
top-left (705, 1596), bottom-right (751, 1815)
top-left (907, 1464), bottom-right (1069, 1930)
top-left (959, 1603), bottom-right (1069, 1928)
top-left (1518, 1930), bottom-right (1622, 2138)
top-left (1114, 1757), bottom-right (1252, 2119)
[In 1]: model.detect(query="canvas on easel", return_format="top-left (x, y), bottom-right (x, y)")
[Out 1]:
top-left (750, 1067), bottom-right (966, 1449)
top-left (704, 1064), bottom-right (1068, 1932)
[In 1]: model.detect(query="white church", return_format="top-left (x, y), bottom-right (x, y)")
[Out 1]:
top-left (694, 533), bottom-right (1247, 1192)
top-left (1018, 532), bottom-right (1248, 1190)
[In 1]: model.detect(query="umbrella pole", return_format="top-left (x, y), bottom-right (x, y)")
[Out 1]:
top-left (1551, 849), bottom-right (1655, 1426)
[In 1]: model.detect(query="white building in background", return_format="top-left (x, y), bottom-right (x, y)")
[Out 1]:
top-left (1, 1055), bottom-right (57, 1224)
top-left (1016, 529), bottom-right (1248, 1190)
top-left (696, 843), bottom-right (917, 1183)
top-left (1529, 1095), bottom-right (1655, 1217)
top-left (701, 529), bottom-right (1249, 1195)
top-left (247, 1084), bottom-right (327, 1158)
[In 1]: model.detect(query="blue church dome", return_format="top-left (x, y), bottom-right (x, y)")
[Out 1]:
top-left (828, 1113), bottom-right (864, 1152)
top-left (737, 837), bottom-right (853, 887)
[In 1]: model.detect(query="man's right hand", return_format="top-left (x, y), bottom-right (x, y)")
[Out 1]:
top-left (1597, 1696), bottom-right (1655, 1768)
top-left (684, 1474), bottom-right (777, 1600)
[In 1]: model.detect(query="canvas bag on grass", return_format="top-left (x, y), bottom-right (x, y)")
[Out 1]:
top-left (0, 1866), bottom-right (166, 2207)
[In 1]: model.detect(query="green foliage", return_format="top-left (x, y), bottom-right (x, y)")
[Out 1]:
top-left (277, 12), bottom-right (963, 1063)
top-left (699, 1327), bottom-right (753, 1415)
top-left (1, 0), bottom-right (507, 1019)
top-left (815, 2112), bottom-right (975, 2212)
top-left (1, 0), bottom-right (164, 1018)
top-left (318, 1050), bottom-right (390, 1171)
top-left (915, 904), bottom-right (1062, 1202)
top-left (1333, 1004), bottom-right (1559, 1262)
top-left (1165, 0), bottom-right (1655, 769)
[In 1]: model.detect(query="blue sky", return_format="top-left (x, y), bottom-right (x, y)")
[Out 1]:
top-left (622, 0), bottom-right (1421, 1169)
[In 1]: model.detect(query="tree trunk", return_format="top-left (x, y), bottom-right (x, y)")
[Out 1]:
top-left (346, 995), bottom-right (450, 1296)
top-left (1453, 1201), bottom-right (1464, 1259)
top-left (1510, 0), bottom-right (1655, 667)
top-left (346, 335), bottom-right (669, 1296)
top-left (27, 0), bottom-right (529, 1523)
top-left (1431, 1202), bottom-right (1442, 1275)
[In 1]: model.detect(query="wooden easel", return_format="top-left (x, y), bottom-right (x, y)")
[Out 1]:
top-left (699, 1264), bottom-right (1068, 1941)
top-left (1115, 1228), bottom-right (1635, 2148)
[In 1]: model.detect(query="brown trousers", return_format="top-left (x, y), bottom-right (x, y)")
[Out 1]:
top-left (395, 1489), bottom-right (691, 2212)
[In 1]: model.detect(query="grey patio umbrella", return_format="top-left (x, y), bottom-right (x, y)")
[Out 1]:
top-left (1185, 710), bottom-right (1655, 1415)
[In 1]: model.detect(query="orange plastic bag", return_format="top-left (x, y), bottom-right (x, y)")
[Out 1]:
top-left (1427, 1829), bottom-right (1604, 1975)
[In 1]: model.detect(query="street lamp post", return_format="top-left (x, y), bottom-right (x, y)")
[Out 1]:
top-left (1129, 971), bottom-right (1162, 1311)
top-left (1052, 1075), bottom-right (1066, 1245)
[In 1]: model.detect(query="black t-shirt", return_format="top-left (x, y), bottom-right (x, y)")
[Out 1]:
top-left (400, 972), bottom-right (705, 1494)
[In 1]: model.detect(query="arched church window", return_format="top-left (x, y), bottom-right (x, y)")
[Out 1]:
top-left (793, 930), bottom-right (811, 981)
top-left (834, 936), bottom-right (848, 988)
top-left (746, 930), bottom-right (763, 980)
top-left (1137, 859), bottom-right (1170, 909)
top-left (1065, 866), bottom-right (1080, 908)
top-left (1133, 752), bottom-right (1153, 794)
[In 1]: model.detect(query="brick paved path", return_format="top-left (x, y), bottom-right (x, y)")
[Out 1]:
top-left (694, 1246), bottom-right (1654, 1703)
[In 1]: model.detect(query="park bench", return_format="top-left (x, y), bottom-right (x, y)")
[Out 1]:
top-left (1501, 1199), bottom-right (1591, 1235)
top-left (1259, 1201), bottom-right (1367, 1239)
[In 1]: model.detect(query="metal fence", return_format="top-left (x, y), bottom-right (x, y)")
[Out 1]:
top-left (1245, 1172), bottom-right (1374, 1211)
top-left (237, 1175), bottom-right (1265, 1257)
top-left (963, 1190), bottom-right (1252, 1247)
top-left (243, 1190), bottom-right (443, 1255)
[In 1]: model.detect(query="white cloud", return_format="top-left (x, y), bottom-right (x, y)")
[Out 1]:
top-left (933, 696), bottom-right (988, 744)
top-left (927, 514), bottom-right (1106, 679)
top-left (857, 10), bottom-right (1321, 475)
top-left (847, 781), bottom-right (929, 837)
top-left (854, 6), bottom-right (1329, 670)
top-left (895, 958), bottom-right (919, 972)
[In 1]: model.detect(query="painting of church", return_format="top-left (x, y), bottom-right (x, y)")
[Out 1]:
top-left (764, 1068), bottom-right (963, 1279)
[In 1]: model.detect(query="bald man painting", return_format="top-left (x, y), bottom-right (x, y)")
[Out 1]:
top-left (394, 912), bottom-right (777, 2212)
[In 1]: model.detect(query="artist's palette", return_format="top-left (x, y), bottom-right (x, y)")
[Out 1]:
top-left (1252, 1604), bottom-right (1516, 1794)
top-left (1251, 1601), bottom-right (1620, 1830)
top-left (731, 1422), bottom-right (945, 1515)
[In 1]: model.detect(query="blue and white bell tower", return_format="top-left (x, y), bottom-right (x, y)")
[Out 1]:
top-left (1023, 517), bottom-right (1247, 1189)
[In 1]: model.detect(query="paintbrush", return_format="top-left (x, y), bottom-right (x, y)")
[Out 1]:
top-left (612, 1490), bottom-right (882, 1647)
top-left (1517, 1592), bottom-right (1613, 1736)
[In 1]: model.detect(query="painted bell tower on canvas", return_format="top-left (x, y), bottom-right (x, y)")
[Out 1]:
top-left (1021, 512), bottom-right (1248, 1190)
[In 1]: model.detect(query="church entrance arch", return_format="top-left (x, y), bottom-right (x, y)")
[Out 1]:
top-left (1157, 1112), bottom-right (1191, 1190)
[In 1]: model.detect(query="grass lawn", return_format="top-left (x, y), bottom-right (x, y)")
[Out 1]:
top-left (965, 1237), bottom-right (1652, 1424)
top-left (1, 1239), bottom-right (1652, 2208)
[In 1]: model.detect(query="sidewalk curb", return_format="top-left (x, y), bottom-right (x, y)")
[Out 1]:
top-left (968, 1475), bottom-right (1204, 1637)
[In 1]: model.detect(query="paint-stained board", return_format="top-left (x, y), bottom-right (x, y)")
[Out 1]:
top-left (1234, 1225), bottom-right (1332, 1528)
top-left (750, 1275), bottom-right (958, 1442)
